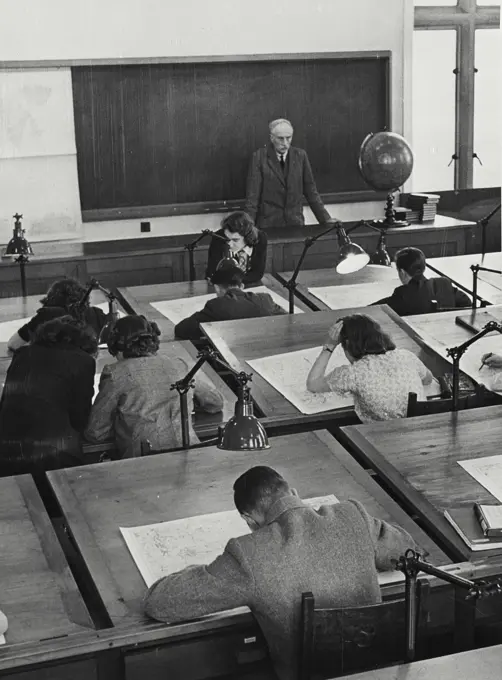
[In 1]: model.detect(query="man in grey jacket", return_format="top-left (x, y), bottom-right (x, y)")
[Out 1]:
top-left (143, 466), bottom-right (415, 679)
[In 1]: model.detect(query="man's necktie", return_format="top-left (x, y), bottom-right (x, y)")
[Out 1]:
top-left (279, 154), bottom-right (285, 170)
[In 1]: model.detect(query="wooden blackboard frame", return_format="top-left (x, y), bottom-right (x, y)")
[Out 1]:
top-left (72, 51), bottom-right (391, 222)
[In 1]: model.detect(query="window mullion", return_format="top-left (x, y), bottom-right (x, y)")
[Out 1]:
top-left (455, 20), bottom-right (476, 188)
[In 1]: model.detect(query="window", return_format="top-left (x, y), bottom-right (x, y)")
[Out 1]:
top-left (412, 31), bottom-right (456, 191)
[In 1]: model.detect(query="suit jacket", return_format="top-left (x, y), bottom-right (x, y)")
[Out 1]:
top-left (143, 496), bottom-right (415, 680)
top-left (205, 228), bottom-right (268, 285)
top-left (84, 354), bottom-right (223, 458)
top-left (174, 288), bottom-right (286, 344)
top-left (0, 343), bottom-right (95, 476)
top-left (245, 145), bottom-right (332, 229)
top-left (373, 275), bottom-right (471, 317)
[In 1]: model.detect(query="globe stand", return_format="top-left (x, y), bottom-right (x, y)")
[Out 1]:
top-left (372, 191), bottom-right (409, 230)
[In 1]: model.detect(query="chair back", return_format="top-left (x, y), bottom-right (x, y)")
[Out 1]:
top-left (299, 593), bottom-right (409, 680)
top-left (407, 384), bottom-right (487, 417)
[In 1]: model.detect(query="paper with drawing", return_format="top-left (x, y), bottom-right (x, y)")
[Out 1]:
top-left (120, 495), bottom-right (338, 587)
top-left (247, 345), bottom-right (440, 415)
top-left (150, 286), bottom-right (302, 325)
top-left (308, 282), bottom-right (397, 310)
top-left (458, 455), bottom-right (502, 503)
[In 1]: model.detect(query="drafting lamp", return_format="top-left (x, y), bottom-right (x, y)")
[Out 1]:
top-left (345, 220), bottom-right (393, 267)
top-left (171, 347), bottom-right (269, 451)
top-left (184, 230), bottom-right (230, 282)
top-left (397, 549), bottom-right (502, 662)
top-left (446, 320), bottom-right (502, 411)
top-left (283, 222), bottom-right (370, 314)
top-left (471, 262), bottom-right (502, 310)
top-left (2, 214), bottom-right (34, 298)
top-left (477, 202), bottom-right (501, 261)
top-left (74, 278), bottom-right (120, 344)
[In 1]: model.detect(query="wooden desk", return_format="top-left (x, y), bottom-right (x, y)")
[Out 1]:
top-left (0, 340), bottom-right (236, 443)
top-left (427, 252), bottom-right (502, 305)
top-left (403, 304), bottom-right (502, 349)
top-left (339, 405), bottom-right (502, 561)
top-left (47, 431), bottom-right (447, 629)
top-left (275, 265), bottom-right (398, 311)
top-left (0, 290), bottom-right (127, 358)
top-left (0, 475), bottom-right (93, 645)
top-left (334, 644), bottom-right (502, 680)
top-left (116, 274), bottom-right (309, 342)
top-left (201, 304), bottom-right (454, 426)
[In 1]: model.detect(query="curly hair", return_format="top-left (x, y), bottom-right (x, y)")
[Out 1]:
top-left (107, 315), bottom-right (161, 358)
top-left (339, 314), bottom-right (396, 361)
top-left (40, 278), bottom-right (89, 312)
top-left (220, 211), bottom-right (258, 247)
top-left (33, 315), bottom-right (98, 355)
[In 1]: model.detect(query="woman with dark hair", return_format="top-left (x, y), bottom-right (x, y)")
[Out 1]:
top-left (0, 316), bottom-right (97, 477)
top-left (7, 277), bottom-right (106, 353)
top-left (372, 247), bottom-right (471, 315)
top-left (85, 315), bottom-right (224, 457)
top-left (307, 314), bottom-right (434, 422)
top-left (205, 211), bottom-right (268, 286)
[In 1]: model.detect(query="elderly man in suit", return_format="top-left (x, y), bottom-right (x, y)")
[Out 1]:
top-left (174, 265), bottom-right (285, 345)
top-left (143, 466), bottom-right (415, 680)
top-left (245, 118), bottom-right (337, 229)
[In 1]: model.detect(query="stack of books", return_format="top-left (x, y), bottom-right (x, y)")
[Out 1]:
top-left (444, 503), bottom-right (502, 551)
top-left (405, 193), bottom-right (440, 223)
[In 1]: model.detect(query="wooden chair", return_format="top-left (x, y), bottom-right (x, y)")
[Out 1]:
top-left (299, 591), bottom-right (427, 680)
top-left (406, 384), bottom-right (488, 417)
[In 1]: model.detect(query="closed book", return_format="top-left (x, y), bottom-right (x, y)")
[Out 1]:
top-left (475, 503), bottom-right (502, 537)
top-left (455, 311), bottom-right (502, 334)
top-left (444, 507), bottom-right (502, 551)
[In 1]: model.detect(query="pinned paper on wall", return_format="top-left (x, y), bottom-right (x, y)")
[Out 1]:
top-left (120, 495), bottom-right (338, 587)
top-left (458, 455), bottom-right (502, 503)
top-left (150, 286), bottom-right (301, 325)
top-left (308, 281), bottom-right (397, 310)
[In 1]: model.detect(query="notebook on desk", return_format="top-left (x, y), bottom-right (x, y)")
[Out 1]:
top-left (455, 310), bottom-right (502, 334)
top-left (444, 506), bottom-right (502, 551)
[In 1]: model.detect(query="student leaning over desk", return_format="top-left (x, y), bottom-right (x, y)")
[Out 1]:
top-left (307, 314), bottom-right (434, 422)
top-left (0, 316), bottom-right (96, 478)
top-left (85, 315), bottom-right (223, 458)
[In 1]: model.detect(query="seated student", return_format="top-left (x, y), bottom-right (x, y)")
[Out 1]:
top-left (175, 265), bottom-right (286, 344)
top-left (372, 247), bottom-right (471, 316)
top-left (143, 466), bottom-right (416, 680)
top-left (85, 315), bottom-right (223, 458)
top-left (307, 314), bottom-right (434, 422)
top-left (7, 277), bottom-right (106, 353)
top-left (205, 211), bottom-right (267, 286)
top-left (0, 316), bottom-right (96, 478)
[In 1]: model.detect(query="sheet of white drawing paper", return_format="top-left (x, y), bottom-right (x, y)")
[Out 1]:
top-left (150, 286), bottom-right (302, 325)
top-left (120, 495), bottom-right (338, 587)
top-left (458, 455), bottom-right (502, 504)
top-left (247, 345), bottom-right (440, 415)
top-left (308, 282), bottom-right (397, 310)
top-left (94, 302), bottom-right (125, 317)
top-left (0, 317), bottom-right (31, 342)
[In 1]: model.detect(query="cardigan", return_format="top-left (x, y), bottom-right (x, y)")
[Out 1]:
top-left (205, 228), bottom-right (268, 285)
top-left (143, 495), bottom-right (415, 680)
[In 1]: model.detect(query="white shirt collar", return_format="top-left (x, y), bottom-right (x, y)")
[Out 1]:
top-left (276, 149), bottom-right (289, 162)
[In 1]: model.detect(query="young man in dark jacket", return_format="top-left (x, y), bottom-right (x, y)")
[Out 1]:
top-left (174, 265), bottom-right (286, 344)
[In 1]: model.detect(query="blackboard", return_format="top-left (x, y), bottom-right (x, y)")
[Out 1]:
top-left (72, 53), bottom-right (390, 221)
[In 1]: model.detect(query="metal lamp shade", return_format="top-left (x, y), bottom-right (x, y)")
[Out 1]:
top-left (217, 387), bottom-right (270, 451)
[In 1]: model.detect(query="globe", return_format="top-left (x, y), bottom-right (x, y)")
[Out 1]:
top-left (358, 131), bottom-right (414, 191)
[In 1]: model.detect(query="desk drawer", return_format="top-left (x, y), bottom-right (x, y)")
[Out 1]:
top-left (0, 659), bottom-right (97, 680)
top-left (125, 629), bottom-right (268, 680)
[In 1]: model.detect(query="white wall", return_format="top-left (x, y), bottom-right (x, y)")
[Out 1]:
top-left (0, 0), bottom-right (413, 243)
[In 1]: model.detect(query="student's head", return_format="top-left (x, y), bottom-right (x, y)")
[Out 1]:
top-left (233, 466), bottom-right (296, 531)
top-left (33, 315), bottom-right (98, 355)
top-left (338, 314), bottom-right (396, 363)
top-left (395, 247), bottom-right (426, 285)
top-left (107, 315), bottom-right (160, 359)
top-left (211, 265), bottom-right (245, 297)
top-left (40, 278), bottom-right (88, 312)
top-left (221, 211), bottom-right (258, 252)
top-left (269, 118), bottom-right (294, 154)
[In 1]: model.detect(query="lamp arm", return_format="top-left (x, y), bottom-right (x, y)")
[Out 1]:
top-left (478, 203), bottom-right (501, 227)
top-left (346, 220), bottom-right (384, 236)
top-left (447, 321), bottom-right (502, 361)
top-left (286, 222), bottom-right (343, 291)
top-left (172, 348), bottom-right (252, 394)
top-left (471, 264), bottom-right (502, 276)
top-left (184, 229), bottom-right (229, 251)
